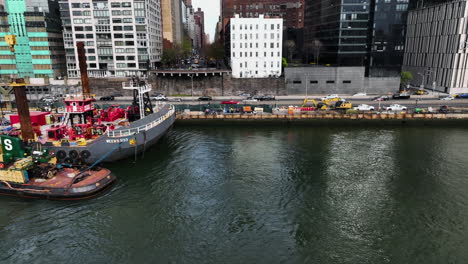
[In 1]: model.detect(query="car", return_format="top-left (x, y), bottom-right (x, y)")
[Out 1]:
top-left (414, 90), bottom-right (427, 95)
top-left (373, 95), bottom-right (390, 101)
top-left (99, 95), bottom-right (114, 101)
top-left (253, 95), bottom-right (275, 101)
top-left (243, 97), bottom-right (258, 103)
top-left (353, 104), bottom-right (375, 111)
top-left (198, 96), bottom-right (212, 101)
top-left (392, 92), bottom-right (411, 99)
top-left (439, 105), bottom-right (450, 113)
top-left (440, 96), bottom-right (454, 101)
top-left (262, 95), bottom-right (275, 101)
top-left (239, 93), bottom-right (251, 97)
top-left (321, 94), bottom-right (339, 101)
top-left (169, 97), bottom-right (182, 102)
top-left (384, 104), bottom-right (407, 111)
top-left (352, 92), bottom-right (367, 97)
top-left (40, 96), bottom-right (59, 103)
top-left (152, 94), bottom-right (168, 101)
top-left (456, 93), bottom-right (468, 98)
top-left (221, 100), bottom-right (239, 104)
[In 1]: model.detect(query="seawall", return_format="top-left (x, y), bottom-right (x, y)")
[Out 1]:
top-left (175, 113), bottom-right (468, 126)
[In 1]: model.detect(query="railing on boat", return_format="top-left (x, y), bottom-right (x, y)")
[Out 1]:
top-left (106, 107), bottom-right (174, 138)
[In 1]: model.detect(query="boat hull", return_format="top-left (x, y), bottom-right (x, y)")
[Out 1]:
top-left (46, 105), bottom-right (176, 163)
top-left (0, 170), bottom-right (115, 200)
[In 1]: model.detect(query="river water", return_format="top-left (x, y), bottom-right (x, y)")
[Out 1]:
top-left (1, 126), bottom-right (468, 263)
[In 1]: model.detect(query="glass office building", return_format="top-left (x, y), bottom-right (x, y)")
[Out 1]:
top-left (304, 0), bottom-right (409, 77)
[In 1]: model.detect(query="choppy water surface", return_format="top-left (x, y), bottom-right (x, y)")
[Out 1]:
top-left (1, 126), bottom-right (468, 263)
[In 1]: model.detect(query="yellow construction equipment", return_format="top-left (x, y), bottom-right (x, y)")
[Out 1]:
top-left (5, 35), bottom-right (16, 52)
top-left (334, 100), bottom-right (353, 110)
top-left (323, 97), bottom-right (340, 103)
top-left (302, 98), bottom-right (328, 110)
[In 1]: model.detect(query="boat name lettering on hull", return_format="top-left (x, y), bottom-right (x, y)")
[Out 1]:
top-left (106, 138), bottom-right (129, 144)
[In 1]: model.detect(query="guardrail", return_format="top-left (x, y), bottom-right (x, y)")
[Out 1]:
top-left (107, 108), bottom-right (174, 138)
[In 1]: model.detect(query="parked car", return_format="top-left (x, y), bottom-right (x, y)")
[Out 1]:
top-left (198, 96), bottom-right (212, 101)
top-left (221, 100), bottom-right (239, 104)
top-left (99, 96), bottom-right (114, 101)
top-left (440, 96), bottom-right (454, 101)
top-left (352, 92), bottom-right (367, 97)
top-left (152, 94), bottom-right (168, 101)
top-left (40, 96), bottom-right (59, 103)
top-left (243, 97), bottom-right (258, 103)
top-left (384, 104), bottom-right (407, 111)
top-left (392, 92), bottom-right (411, 99)
top-left (373, 95), bottom-right (390, 101)
top-left (321, 94), bottom-right (339, 101)
top-left (353, 104), bottom-right (375, 111)
top-left (439, 105), bottom-right (450, 113)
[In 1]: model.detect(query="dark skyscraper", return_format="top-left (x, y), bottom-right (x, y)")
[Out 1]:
top-left (304, 0), bottom-right (409, 77)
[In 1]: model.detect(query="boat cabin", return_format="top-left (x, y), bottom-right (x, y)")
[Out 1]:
top-left (64, 98), bottom-right (95, 113)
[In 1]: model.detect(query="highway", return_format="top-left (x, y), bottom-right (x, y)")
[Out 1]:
top-left (94, 96), bottom-right (468, 110)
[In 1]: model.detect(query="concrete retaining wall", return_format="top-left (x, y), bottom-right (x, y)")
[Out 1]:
top-left (87, 75), bottom-right (287, 96)
top-left (285, 66), bottom-right (400, 95)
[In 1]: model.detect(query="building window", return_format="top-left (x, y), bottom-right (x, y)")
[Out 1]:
top-left (343, 80), bottom-right (351, 84)
top-left (310, 80), bottom-right (318, 84)
top-left (326, 81), bottom-right (335, 84)
top-left (293, 80), bottom-right (301, 84)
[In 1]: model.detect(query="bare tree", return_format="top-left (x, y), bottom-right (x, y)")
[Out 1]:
top-left (286, 40), bottom-right (296, 62)
top-left (312, 39), bottom-right (322, 65)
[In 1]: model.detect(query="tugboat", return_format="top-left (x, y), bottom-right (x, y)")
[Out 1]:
top-left (0, 135), bottom-right (115, 200)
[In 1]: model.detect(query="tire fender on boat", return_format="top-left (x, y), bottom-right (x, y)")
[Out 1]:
top-left (56, 150), bottom-right (67, 160)
top-left (69, 150), bottom-right (79, 160)
top-left (80, 150), bottom-right (91, 160)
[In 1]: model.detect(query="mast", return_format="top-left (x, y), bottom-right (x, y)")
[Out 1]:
top-left (5, 35), bottom-right (34, 142)
top-left (76, 42), bottom-right (90, 96)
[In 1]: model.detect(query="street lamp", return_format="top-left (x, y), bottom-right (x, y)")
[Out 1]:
top-left (189, 74), bottom-right (194, 97)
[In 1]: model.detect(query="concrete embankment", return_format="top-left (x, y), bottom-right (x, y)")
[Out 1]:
top-left (175, 113), bottom-right (468, 126)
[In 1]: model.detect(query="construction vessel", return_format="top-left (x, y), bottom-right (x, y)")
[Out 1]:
top-left (3, 37), bottom-right (175, 164)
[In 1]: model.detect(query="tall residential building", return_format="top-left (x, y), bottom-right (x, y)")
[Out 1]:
top-left (184, 1), bottom-right (197, 49)
top-left (194, 7), bottom-right (205, 49)
top-left (0, 0), bottom-right (66, 80)
top-left (304, 0), bottom-right (409, 77)
top-left (403, 0), bottom-right (468, 94)
top-left (161, 0), bottom-right (183, 48)
top-left (230, 14), bottom-right (283, 78)
top-left (60, 0), bottom-right (163, 78)
top-left (221, 0), bottom-right (304, 30)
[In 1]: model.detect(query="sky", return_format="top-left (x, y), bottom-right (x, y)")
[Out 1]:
top-left (191, 0), bottom-right (220, 43)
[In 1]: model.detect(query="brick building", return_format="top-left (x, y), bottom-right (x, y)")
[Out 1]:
top-left (221, 0), bottom-right (304, 30)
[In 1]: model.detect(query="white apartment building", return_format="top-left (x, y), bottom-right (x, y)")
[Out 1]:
top-left (403, 0), bottom-right (468, 94)
top-left (230, 14), bottom-right (283, 78)
top-left (59, 0), bottom-right (163, 78)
